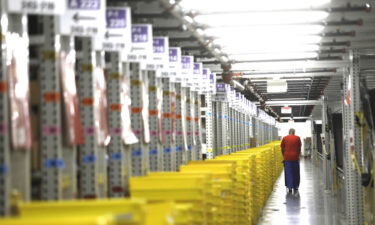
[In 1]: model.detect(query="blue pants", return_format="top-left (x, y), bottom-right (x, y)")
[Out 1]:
top-left (284, 161), bottom-right (300, 189)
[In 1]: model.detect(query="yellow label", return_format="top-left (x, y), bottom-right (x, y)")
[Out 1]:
top-left (62, 175), bottom-right (71, 189)
top-left (42, 50), bottom-right (56, 60)
top-left (131, 80), bottom-right (141, 85)
top-left (110, 73), bottom-right (121, 79)
top-left (97, 173), bottom-right (104, 185)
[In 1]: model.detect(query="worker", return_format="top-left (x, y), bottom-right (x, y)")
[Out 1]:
top-left (281, 128), bottom-right (302, 195)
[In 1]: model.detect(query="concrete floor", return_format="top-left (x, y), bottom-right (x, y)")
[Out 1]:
top-left (257, 158), bottom-right (345, 225)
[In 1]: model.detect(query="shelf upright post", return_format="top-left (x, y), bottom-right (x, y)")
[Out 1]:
top-left (127, 24), bottom-right (153, 176)
top-left (146, 69), bottom-right (162, 171)
top-left (181, 56), bottom-right (194, 162)
top-left (162, 47), bottom-right (180, 171)
top-left (193, 91), bottom-right (202, 160)
top-left (102, 6), bottom-right (132, 197)
top-left (0, 4), bottom-right (33, 213)
top-left (0, 3), bottom-right (11, 215)
top-left (205, 92), bottom-right (214, 159)
top-left (106, 51), bottom-right (129, 196)
top-left (185, 87), bottom-right (194, 161)
top-left (146, 36), bottom-right (170, 171)
top-left (343, 50), bottom-right (364, 225)
top-left (203, 68), bottom-right (214, 159)
top-left (5, 12), bottom-right (32, 206)
top-left (321, 96), bottom-right (332, 191)
top-left (76, 37), bottom-right (101, 198)
top-left (39, 16), bottom-right (70, 201)
top-left (161, 77), bottom-right (175, 170)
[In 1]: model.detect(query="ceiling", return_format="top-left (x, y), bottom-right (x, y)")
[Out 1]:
top-left (121, 0), bottom-right (375, 122)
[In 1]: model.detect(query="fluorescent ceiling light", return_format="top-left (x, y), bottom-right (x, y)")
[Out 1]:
top-left (222, 44), bottom-right (320, 54)
top-left (205, 25), bottom-right (325, 37)
top-left (250, 78), bottom-right (312, 82)
top-left (229, 52), bottom-right (318, 61)
top-left (215, 35), bottom-right (322, 46)
top-left (194, 11), bottom-right (329, 26)
top-left (180, 0), bottom-right (331, 12)
top-left (232, 60), bottom-right (316, 70)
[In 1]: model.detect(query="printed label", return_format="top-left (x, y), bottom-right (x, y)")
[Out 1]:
top-left (100, 7), bottom-right (131, 52)
top-left (132, 26), bottom-right (149, 43)
top-left (181, 56), bottom-right (192, 70)
top-left (106, 8), bottom-right (127, 28)
top-left (58, 0), bottom-right (105, 37)
top-left (169, 48), bottom-right (179, 62)
top-left (7, 0), bottom-right (65, 14)
top-left (153, 37), bottom-right (165, 53)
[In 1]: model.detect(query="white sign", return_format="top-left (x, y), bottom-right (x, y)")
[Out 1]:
top-left (95, 7), bottom-right (131, 54)
top-left (127, 24), bottom-right (153, 66)
top-left (281, 106), bottom-right (292, 114)
top-left (168, 47), bottom-right (181, 82)
top-left (6, 0), bottom-right (65, 14)
top-left (181, 55), bottom-right (194, 86)
top-left (153, 37), bottom-right (169, 69)
top-left (57, 0), bottom-right (105, 37)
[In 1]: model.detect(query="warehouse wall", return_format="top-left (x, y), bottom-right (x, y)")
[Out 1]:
top-left (276, 121), bottom-right (312, 156)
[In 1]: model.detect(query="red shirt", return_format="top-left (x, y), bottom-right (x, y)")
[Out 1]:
top-left (281, 134), bottom-right (302, 161)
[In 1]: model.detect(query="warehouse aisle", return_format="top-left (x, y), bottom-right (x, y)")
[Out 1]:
top-left (257, 159), bottom-right (345, 225)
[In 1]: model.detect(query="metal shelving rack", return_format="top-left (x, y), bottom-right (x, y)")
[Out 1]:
top-left (39, 16), bottom-right (64, 201)
top-left (174, 83), bottom-right (186, 167)
top-left (129, 63), bottom-right (149, 176)
top-left (185, 87), bottom-right (194, 162)
top-left (147, 70), bottom-right (163, 171)
top-left (161, 76), bottom-right (176, 171)
top-left (342, 50), bottom-right (364, 225)
top-left (106, 52), bottom-right (129, 197)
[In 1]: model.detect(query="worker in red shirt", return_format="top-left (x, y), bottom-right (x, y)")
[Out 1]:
top-left (281, 128), bottom-right (302, 195)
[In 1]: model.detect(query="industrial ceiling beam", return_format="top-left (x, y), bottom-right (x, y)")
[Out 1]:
top-left (259, 100), bottom-right (323, 106)
top-left (231, 72), bottom-right (342, 79)
top-left (280, 116), bottom-right (311, 120)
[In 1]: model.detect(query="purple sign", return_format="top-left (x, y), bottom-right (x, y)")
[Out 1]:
top-left (216, 83), bottom-right (226, 92)
top-left (236, 92), bottom-right (241, 99)
top-left (194, 63), bottom-right (201, 74)
top-left (68, 0), bottom-right (101, 10)
top-left (181, 56), bottom-right (192, 69)
top-left (106, 9), bottom-right (127, 28)
top-left (169, 48), bottom-right (178, 62)
top-left (209, 74), bottom-right (215, 84)
top-left (132, 25), bottom-right (149, 43)
top-left (153, 38), bottom-right (165, 53)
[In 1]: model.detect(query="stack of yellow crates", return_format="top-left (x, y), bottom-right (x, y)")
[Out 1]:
top-left (130, 173), bottom-right (212, 225)
top-left (0, 141), bottom-right (283, 225)
top-left (0, 198), bottom-right (196, 225)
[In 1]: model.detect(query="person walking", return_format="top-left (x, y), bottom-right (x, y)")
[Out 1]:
top-left (281, 128), bottom-right (302, 195)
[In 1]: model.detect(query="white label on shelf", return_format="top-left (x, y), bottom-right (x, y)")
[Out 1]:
top-left (6, 0), bottom-right (65, 14)
top-left (57, 0), bottom-right (105, 37)
top-left (95, 7), bottom-right (131, 53)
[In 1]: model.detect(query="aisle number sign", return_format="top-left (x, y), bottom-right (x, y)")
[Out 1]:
top-left (181, 56), bottom-right (194, 85)
top-left (153, 37), bottom-right (169, 70)
top-left (95, 7), bottom-right (131, 54)
top-left (128, 24), bottom-right (153, 65)
top-left (58, 0), bottom-right (105, 37)
top-left (6, 0), bottom-right (65, 14)
top-left (168, 47), bottom-right (181, 81)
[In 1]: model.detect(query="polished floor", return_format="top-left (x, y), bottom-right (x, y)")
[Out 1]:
top-left (257, 158), bottom-right (345, 225)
